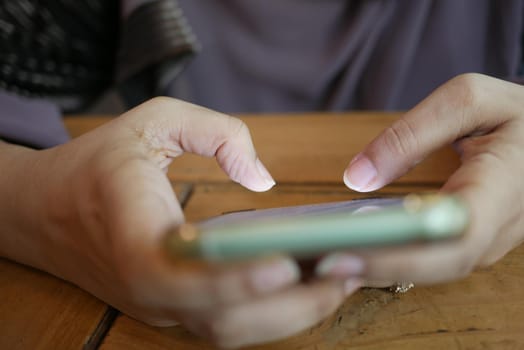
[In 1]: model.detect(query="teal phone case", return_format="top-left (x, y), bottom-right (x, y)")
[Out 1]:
top-left (167, 195), bottom-right (468, 261)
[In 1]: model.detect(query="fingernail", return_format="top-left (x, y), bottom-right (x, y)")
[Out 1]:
top-left (255, 158), bottom-right (276, 188)
top-left (316, 253), bottom-right (364, 278)
top-left (251, 259), bottom-right (300, 293)
top-left (344, 278), bottom-right (362, 296)
top-left (344, 154), bottom-right (377, 192)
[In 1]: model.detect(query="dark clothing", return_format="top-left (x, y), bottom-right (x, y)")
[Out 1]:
top-left (0, 0), bottom-right (196, 148)
top-left (169, 0), bottom-right (524, 113)
top-left (0, 0), bottom-right (119, 112)
top-left (1, 0), bottom-right (524, 147)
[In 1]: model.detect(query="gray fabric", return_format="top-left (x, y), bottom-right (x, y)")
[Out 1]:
top-left (0, 91), bottom-right (69, 148)
top-left (169, 0), bottom-right (524, 113)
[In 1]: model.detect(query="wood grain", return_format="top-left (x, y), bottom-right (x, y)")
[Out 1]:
top-left (168, 113), bottom-right (459, 185)
top-left (64, 113), bottom-right (461, 186)
top-left (57, 115), bottom-right (524, 349)
top-left (0, 258), bottom-right (108, 349)
top-left (101, 184), bottom-right (524, 349)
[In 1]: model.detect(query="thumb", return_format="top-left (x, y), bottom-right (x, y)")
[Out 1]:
top-left (342, 74), bottom-right (520, 192)
top-left (124, 97), bottom-right (276, 192)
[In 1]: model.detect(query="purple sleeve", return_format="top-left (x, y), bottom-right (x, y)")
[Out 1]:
top-left (0, 91), bottom-right (69, 149)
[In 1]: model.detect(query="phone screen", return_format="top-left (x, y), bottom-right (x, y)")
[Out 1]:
top-left (167, 195), bottom-right (467, 261)
top-left (198, 197), bottom-right (404, 229)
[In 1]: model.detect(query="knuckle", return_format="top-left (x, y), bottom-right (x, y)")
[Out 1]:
top-left (435, 73), bottom-right (488, 138)
top-left (133, 96), bottom-right (174, 115)
top-left (227, 117), bottom-right (250, 139)
top-left (447, 73), bottom-right (485, 110)
top-left (122, 96), bottom-right (177, 125)
top-left (382, 118), bottom-right (418, 158)
top-left (147, 96), bottom-right (174, 107)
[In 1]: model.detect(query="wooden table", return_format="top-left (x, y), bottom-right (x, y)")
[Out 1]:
top-left (2, 113), bottom-right (523, 349)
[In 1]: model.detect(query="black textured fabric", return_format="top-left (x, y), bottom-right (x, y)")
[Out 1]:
top-left (117, 0), bottom-right (199, 107)
top-left (0, 0), bottom-right (119, 112)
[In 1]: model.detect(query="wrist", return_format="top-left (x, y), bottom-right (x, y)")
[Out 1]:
top-left (0, 143), bottom-right (57, 270)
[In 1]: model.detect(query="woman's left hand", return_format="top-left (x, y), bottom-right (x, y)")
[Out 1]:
top-left (317, 73), bottom-right (524, 285)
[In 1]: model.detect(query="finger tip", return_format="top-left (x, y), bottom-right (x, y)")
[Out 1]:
top-left (315, 253), bottom-right (365, 278)
top-left (255, 159), bottom-right (276, 188)
top-left (343, 171), bottom-right (360, 191)
top-left (343, 171), bottom-right (374, 193)
top-left (241, 178), bottom-right (276, 192)
top-left (343, 155), bottom-right (379, 192)
top-left (251, 256), bottom-right (301, 294)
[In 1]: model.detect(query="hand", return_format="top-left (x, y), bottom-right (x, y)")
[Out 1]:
top-left (0, 97), bottom-right (359, 348)
top-left (316, 74), bottom-right (524, 285)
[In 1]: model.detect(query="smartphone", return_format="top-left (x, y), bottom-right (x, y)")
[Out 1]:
top-left (166, 194), bottom-right (468, 261)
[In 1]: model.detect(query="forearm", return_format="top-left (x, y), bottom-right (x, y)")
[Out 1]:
top-left (0, 89), bottom-right (71, 270)
top-left (0, 142), bottom-right (49, 270)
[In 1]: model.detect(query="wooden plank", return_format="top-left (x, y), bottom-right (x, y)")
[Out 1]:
top-left (63, 113), bottom-right (461, 186)
top-left (99, 184), bottom-right (524, 349)
top-left (168, 113), bottom-right (460, 185)
top-left (100, 184), bottom-right (524, 349)
top-left (0, 183), bottom-right (192, 350)
top-left (61, 114), bottom-right (491, 350)
top-left (100, 255), bottom-right (524, 350)
top-left (0, 258), bottom-right (108, 349)
top-left (192, 181), bottom-right (522, 346)
top-left (84, 307), bottom-right (119, 350)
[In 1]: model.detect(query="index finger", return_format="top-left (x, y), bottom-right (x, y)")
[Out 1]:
top-left (343, 74), bottom-right (524, 192)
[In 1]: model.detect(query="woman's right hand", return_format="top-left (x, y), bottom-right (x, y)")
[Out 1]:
top-left (0, 97), bottom-right (359, 348)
